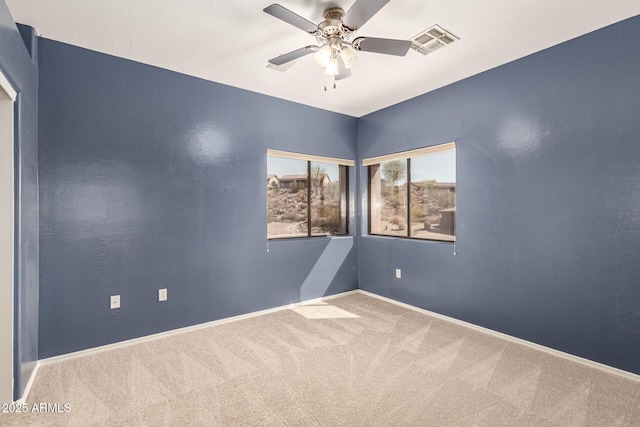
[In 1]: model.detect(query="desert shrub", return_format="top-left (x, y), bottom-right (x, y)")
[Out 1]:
top-left (310, 206), bottom-right (340, 231)
top-left (324, 182), bottom-right (339, 200)
top-left (435, 191), bottom-right (455, 209)
top-left (283, 212), bottom-right (299, 222)
top-left (390, 197), bottom-right (402, 208)
top-left (411, 206), bottom-right (428, 220)
top-left (391, 215), bottom-right (406, 230)
top-left (323, 209), bottom-right (340, 230)
top-left (310, 212), bottom-right (321, 227)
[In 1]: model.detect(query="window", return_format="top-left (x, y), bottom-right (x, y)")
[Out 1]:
top-left (365, 142), bottom-right (456, 242)
top-left (267, 149), bottom-right (352, 239)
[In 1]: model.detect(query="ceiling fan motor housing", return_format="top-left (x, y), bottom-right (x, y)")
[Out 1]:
top-left (323, 7), bottom-right (345, 21)
top-left (317, 7), bottom-right (354, 54)
top-left (316, 7), bottom-right (353, 47)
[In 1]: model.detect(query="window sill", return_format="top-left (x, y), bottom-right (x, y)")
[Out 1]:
top-left (365, 233), bottom-right (455, 244)
top-left (267, 235), bottom-right (353, 242)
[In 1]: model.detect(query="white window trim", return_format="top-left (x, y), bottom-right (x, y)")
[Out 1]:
top-left (362, 141), bottom-right (455, 166)
top-left (267, 149), bottom-right (354, 167)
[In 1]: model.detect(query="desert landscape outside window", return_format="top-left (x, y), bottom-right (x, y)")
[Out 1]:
top-left (366, 142), bottom-right (456, 242)
top-left (267, 150), bottom-right (351, 239)
top-left (369, 160), bottom-right (408, 237)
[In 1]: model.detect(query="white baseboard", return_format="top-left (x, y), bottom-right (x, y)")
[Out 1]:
top-left (38, 290), bottom-right (360, 367)
top-left (357, 289), bottom-right (640, 384)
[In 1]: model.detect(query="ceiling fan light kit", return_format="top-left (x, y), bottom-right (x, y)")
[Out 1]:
top-left (313, 45), bottom-right (332, 67)
top-left (340, 48), bottom-right (358, 68)
top-left (264, 0), bottom-right (412, 88)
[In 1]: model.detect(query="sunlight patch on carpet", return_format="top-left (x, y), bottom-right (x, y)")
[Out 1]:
top-left (291, 303), bottom-right (360, 319)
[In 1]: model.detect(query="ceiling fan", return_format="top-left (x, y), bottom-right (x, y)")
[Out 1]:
top-left (264, 0), bottom-right (412, 84)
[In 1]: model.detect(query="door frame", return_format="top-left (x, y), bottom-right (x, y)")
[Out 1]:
top-left (0, 67), bottom-right (17, 404)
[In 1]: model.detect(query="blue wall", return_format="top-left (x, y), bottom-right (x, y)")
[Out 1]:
top-left (357, 15), bottom-right (640, 374)
top-left (0, 2), bottom-right (39, 399)
top-left (38, 39), bottom-right (358, 358)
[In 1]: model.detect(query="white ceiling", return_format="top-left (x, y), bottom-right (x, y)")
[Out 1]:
top-left (6, 0), bottom-right (640, 117)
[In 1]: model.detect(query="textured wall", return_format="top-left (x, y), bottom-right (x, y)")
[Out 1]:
top-left (38, 39), bottom-right (358, 358)
top-left (357, 15), bottom-right (640, 374)
top-left (0, 2), bottom-right (39, 400)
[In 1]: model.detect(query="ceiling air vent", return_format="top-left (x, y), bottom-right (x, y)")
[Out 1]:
top-left (411, 25), bottom-right (459, 55)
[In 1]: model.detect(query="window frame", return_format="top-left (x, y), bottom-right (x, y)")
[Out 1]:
top-left (267, 149), bottom-right (353, 240)
top-left (364, 142), bottom-right (456, 242)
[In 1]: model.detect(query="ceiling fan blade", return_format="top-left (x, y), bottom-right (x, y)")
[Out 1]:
top-left (342, 0), bottom-right (391, 31)
top-left (268, 46), bottom-right (316, 66)
top-left (335, 56), bottom-right (352, 81)
top-left (353, 37), bottom-right (412, 56)
top-left (264, 4), bottom-right (319, 33)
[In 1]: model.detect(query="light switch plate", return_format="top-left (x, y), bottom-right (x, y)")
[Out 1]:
top-left (395, 269), bottom-right (402, 279)
top-left (159, 288), bottom-right (167, 302)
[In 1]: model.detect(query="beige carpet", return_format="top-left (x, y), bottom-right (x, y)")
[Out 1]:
top-left (2, 292), bottom-right (639, 426)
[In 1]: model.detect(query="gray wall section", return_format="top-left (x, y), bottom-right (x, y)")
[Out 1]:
top-left (37, 39), bottom-right (358, 358)
top-left (0, 2), bottom-right (39, 400)
top-left (357, 15), bottom-right (640, 374)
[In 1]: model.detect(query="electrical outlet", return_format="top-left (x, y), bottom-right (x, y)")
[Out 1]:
top-left (158, 288), bottom-right (167, 302)
top-left (395, 269), bottom-right (402, 279)
top-left (110, 295), bottom-right (120, 309)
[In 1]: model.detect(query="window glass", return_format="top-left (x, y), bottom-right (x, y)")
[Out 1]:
top-left (267, 156), bottom-right (308, 238)
top-left (369, 160), bottom-right (408, 237)
top-left (409, 150), bottom-right (456, 241)
top-left (367, 142), bottom-right (455, 242)
top-left (267, 152), bottom-right (350, 239)
top-left (310, 162), bottom-right (345, 236)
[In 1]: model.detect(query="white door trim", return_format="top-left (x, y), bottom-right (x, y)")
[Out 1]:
top-left (0, 69), bottom-right (17, 100)
top-left (0, 67), bottom-right (16, 404)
